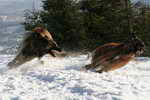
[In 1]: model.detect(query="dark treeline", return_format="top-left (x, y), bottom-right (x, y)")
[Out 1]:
top-left (23, 0), bottom-right (150, 56)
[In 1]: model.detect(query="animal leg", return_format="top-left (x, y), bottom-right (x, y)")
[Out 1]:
top-left (96, 69), bottom-right (103, 73)
top-left (8, 53), bottom-right (35, 69)
top-left (84, 64), bottom-right (93, 70)
top-left (37, 57), bottom-right (44, 64)
top-left (49, 50), bottom-right (56, 57)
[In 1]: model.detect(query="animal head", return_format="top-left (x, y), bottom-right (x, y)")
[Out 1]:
top-left (33, 27), bottom-right (62, 54)
top-left (130, 33), bottom-right (145, 56)
top-left (33, 27), bottom-right (53, 40)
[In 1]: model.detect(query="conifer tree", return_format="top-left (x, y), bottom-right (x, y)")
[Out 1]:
top-left (40, 0), bottom-right (86, 48)
top-left (23, 0), bottom-right (150, 56)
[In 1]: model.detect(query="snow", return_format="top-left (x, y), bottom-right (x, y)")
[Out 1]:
top-left (0, 54), bottom-right (150, 100)
top-left (0, 0), bottom-right (150, 100)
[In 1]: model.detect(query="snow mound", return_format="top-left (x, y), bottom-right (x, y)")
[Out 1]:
top-left (0, 54), bottom-right (150, 100)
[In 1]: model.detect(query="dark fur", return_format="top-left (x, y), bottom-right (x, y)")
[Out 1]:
top-left (83, 37), bottom-right (145, 73)
top-left (8, 27), bottom-right (61, 69)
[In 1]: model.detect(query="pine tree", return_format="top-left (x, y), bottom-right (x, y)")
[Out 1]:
top-left (40, 0), bottom-right (86, 49)
top-left (23, 0), bottom-right (150, 56)
top-left (79, 0), bottom-right (131, 48)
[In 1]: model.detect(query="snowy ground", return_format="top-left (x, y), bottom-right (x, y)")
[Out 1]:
top-left (0, 0), bottom-right (150, 100)
top-left (0, 54), bottom-right (150, 100)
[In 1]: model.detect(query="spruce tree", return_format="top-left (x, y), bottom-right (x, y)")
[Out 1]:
top-left (80, 0), bottom-right (130, 48)
top-left (23, 0), bottom-right (150, 56)
top-left (40, 0), bottom-right (86, 49)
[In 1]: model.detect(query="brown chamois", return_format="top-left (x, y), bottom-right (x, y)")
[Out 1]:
top-left (8, 27), bottom-right (62, 69)
top-left (83, 34), bottom-right (145, 73)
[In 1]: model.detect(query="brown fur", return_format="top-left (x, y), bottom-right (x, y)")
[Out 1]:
top-left (84, 38), bottom-right (145, 73)
top-left (8, 27), bottom-right (62, 69)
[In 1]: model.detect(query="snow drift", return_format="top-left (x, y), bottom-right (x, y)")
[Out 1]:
top-left (0, 54), bottom-right (150, 100)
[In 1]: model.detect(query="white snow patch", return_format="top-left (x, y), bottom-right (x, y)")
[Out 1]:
top-left (0, 54), bottom-right (150, 100)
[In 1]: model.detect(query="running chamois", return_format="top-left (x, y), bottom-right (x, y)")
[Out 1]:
top-left (8, 27), bottom-right (62, 69)
top-left (83, 33), bottom-right (145, 73)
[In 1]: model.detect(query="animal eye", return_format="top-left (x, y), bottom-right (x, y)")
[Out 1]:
top-left (44, 36), bottom-right (48, 39)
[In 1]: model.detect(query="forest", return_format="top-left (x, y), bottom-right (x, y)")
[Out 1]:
top-left (23, 0), bottom-right (150, 56)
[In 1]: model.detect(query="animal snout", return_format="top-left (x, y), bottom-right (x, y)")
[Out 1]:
top-left (53, 46), bottom-right (62, 52)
